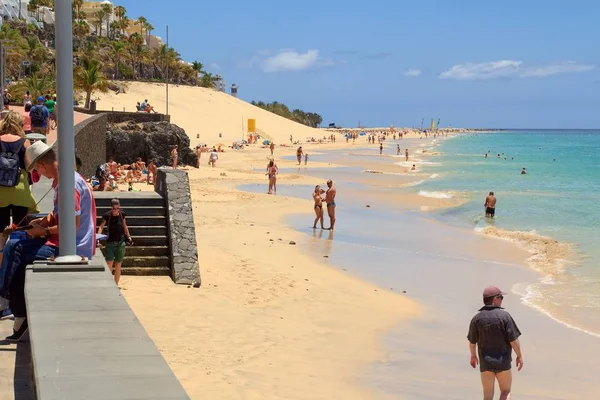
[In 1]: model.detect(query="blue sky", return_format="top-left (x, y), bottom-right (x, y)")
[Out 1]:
top-left (117, 0), bottom-right (599, 128)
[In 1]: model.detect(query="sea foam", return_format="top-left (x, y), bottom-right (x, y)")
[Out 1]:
top-left (418, 190), bottom-right (453, 199)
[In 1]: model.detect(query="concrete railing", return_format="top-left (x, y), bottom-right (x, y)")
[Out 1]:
top-left (74, 107), bottom-right (170, 124)
top-left (24, 256), bottom-right (190, 399)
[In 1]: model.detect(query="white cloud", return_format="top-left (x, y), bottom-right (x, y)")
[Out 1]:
top-left (439, 60), bottom-right (594, 80)
top-left (262, 49), bottom-right (320, 73)
top-left (403, 69), bottom-right (422, 77)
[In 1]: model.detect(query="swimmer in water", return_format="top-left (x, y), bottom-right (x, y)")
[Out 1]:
top-left (521, 167), bottom-right (527, 175)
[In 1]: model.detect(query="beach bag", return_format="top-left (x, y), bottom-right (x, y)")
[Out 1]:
top-left (0, 140), bottom-right (23, 187)
top-left (30, 106), bottom-right (45, 125)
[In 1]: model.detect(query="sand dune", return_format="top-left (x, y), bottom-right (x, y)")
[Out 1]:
top-left (97, 82), bottom-right (324, 148)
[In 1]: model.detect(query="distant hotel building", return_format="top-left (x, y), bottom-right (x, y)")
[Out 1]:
top-left (0, 0), bottom-right (163, 49)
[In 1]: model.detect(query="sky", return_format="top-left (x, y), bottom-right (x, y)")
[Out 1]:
top-left (116, 0), bottom-right (600, 128)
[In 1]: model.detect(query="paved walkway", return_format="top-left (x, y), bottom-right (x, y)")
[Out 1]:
top-left (0, 177), bottom-right (55, 399)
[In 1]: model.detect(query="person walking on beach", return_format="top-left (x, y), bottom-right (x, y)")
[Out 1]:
top-left (209, 148), bottom-right (218, 167)
top-left (312, 185), bottom-right (325, 229)
top-left (290, 135), bottom-right (293, 144)
top-left (405, 148), bottom-right (409, 161)
top-left (468, 286), bottom-right (523, 400)
top-left (266, 160), bottom-right (278, 195)
top-left (325, 180), bottom-right (336, 230)
top-left (270, 142), bottom-right (275, 156)
top-left (379, 143), bottom-right (383, 155)
top-left (195, 146), bottom-right (202, 167)
top-left (397, 144), bottom-right (400, 155)
top-left (484, 192), bottom-right (496, 218)
top-left (296, 146), bottom-right (303, 165)
top-left (97, 199), bottom-right (133, 285)
top-left (171, 145), bottom-right (178, 169)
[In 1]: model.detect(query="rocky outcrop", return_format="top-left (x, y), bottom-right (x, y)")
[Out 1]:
top-left (106, 121), bottom-right (198, 166)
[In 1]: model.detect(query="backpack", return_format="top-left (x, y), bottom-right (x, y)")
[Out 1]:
top-left (0, 140), bottom-right (23, 187)
top-left (30, 105), bottom-right (45, 125)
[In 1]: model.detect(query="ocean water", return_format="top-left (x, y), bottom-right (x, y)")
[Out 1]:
top-left (417, 130), bottom-right (600, 336)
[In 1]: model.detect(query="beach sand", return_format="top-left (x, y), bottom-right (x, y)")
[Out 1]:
top-left (120, 144), bottom-right (422, 399)
top-left (97, 84), bottom-right (600, 398)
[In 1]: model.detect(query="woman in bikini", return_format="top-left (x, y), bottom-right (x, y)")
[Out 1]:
top-left (312, 185), bottom-right (326, 229)
top-left (266, 160), bottom-right (279, 195)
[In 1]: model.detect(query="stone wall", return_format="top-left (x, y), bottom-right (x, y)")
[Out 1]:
top-left (73, 107), bottom-right (170, 124)
top-left (51, 114), bottom-right (107, 178)
top-left (155, 168), bottom-right (200, 285)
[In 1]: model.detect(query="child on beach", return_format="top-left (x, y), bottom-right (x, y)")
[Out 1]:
top-left (304, 153), bottom-right (308, 165)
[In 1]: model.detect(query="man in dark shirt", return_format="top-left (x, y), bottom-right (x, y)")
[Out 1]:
top-left (468, 286), bottom-right (523, 400)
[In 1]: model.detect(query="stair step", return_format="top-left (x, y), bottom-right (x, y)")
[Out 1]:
top-left (121, 256), bottom-right (170, 268)
top-left (96, 216), bottom-right (166, 227)
top-left (95, 197), bottom-right (164, 207)
top-left (127, 226), bottom-right (167, 236)
top-left (122, 267), bottom-right (171, 276)
top-left (96, 206), bottom-right (165, 217)
top-left (130, 236), bottom-right (168, 247)
top-left (125, 246), bottom-right (170, 257)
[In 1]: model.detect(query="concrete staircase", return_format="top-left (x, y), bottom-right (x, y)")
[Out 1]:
top-left (94, 192), bottom-right (171, 276)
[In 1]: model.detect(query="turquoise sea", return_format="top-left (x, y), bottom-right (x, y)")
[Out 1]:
top-left (417, 130), bottom-right (600, 336)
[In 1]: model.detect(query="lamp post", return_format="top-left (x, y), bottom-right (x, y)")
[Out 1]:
top-left (54, 0), bottom-right (78, 261)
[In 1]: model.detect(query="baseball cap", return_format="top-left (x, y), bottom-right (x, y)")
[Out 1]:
top-left (483, 286), bottom-right (506, 299)
top-left (37, 96), bottom-right (45, 102)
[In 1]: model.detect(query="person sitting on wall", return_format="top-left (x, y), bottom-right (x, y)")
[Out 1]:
top-left (144, 102), bottom-right (156, 113)
top-left (0, 142), bottom-right (96, 341)
top-left (135, 102), bottom-right (141, 112)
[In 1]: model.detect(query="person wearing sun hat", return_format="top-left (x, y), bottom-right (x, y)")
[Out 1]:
top-left (0, 141), bottom-right (96, 342)
top-left (467, 286), bottom-right (523, 399)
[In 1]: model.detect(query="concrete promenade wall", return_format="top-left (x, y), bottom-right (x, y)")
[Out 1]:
top-left (24, 256), bottom-right (190, 399)
top-left (50, 113), bottom-right (107, 178)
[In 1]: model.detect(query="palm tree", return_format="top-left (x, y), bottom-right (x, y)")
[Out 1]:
top-left (93, 10), bottom-right (106, 36)
top-left (75, 58), bottom-right (109, 108)
top-left (114, 5), bottom-right (126, 21)
top-left (101, 3), bottom-right (113, 38)
top-left (11, 73), bottom-right (55, 98)
top-left (135, 16), bottom-right (148, 43)
top-left (27, 0), bottom-right (40, 21)
top-left (200, 72), bottom-right (217, 88)
top-left (144, 22), bottom-right (154, 48)
top-left (110, 41), bottom-right (126, 79)
top-left (72, 0), bottom-right (83, 22)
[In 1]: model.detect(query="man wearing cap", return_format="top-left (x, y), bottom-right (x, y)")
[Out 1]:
top-left (468, 286), bottom-right (523, 400)
top-left (29, 96), bottom-right (49, 135)
top-left (0, 142), bottom-right (96, 341)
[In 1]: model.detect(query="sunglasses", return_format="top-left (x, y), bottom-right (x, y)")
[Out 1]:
top-left (496, 295), bottom-right (504, 300)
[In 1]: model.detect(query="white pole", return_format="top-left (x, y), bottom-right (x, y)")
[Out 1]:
top-left (55, 0), bottom-right (77, 259)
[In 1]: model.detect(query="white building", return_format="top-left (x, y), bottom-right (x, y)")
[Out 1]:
top-left (0, 0), bottom-right (54, 26)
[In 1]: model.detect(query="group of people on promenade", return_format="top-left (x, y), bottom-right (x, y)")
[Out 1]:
top-left (0, 135), bottom-right (134, 341)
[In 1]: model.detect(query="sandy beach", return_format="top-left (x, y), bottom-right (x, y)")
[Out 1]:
top-left (120, 145), bottom-right (422, 399)
top-left (94, 82), bottom-right (600, 398)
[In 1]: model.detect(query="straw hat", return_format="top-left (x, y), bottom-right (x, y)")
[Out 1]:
top-left (25, 141), bottom-right (53, 172)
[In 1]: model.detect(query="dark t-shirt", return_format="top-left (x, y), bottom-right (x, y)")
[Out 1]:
top-left (467, 306), bottom-right (521, 372)
top-left (102, 211), bottom-right (126, 242)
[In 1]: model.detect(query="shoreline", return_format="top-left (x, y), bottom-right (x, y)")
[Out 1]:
top-left (120, 143), bottom-right (423, 399)
top-left (118, 130), bottom-right (599, 398)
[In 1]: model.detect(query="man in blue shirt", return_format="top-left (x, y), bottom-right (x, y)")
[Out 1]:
top-left (29, 96), bottom-right (49, 135)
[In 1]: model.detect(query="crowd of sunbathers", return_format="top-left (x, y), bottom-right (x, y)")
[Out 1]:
top-left (91, 157), bottom-right (158, 192)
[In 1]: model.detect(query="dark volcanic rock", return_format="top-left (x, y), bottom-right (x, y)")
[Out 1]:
top-left (106, 121), bottom-right (198, 167)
